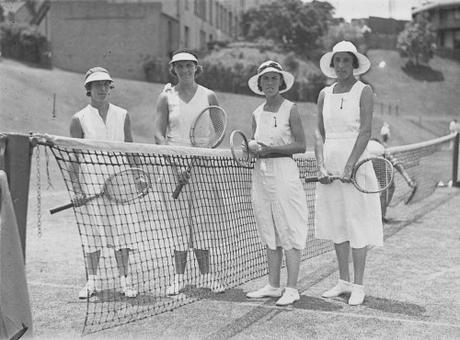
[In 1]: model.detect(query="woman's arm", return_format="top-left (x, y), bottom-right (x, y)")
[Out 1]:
top-left (153, 93), bottom-right (169, 145)
top-left (314, 90), bottom-right (330, 182)
top-left (342, 85), bottom-right (374, 181)
top-left (124, 113), bottom-right (134, 143)
top-left (257, 104), bottom-right (306, 157)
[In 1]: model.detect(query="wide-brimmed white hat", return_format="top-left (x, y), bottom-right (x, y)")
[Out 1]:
top-left (320, 41), bottom-right (370, 78)
top-left (169, 52), bottom-right (199, 65)
top-left (248, 60), bottom-right (295, 95)
top-left (84, 67), bottom-right (113, 86)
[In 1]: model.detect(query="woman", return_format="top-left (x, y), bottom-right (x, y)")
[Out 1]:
top-left (70, 66), bottom-right (138, 299)
top-left (314, 41), bottom-right (383, 305)
top-left (245, 60), bottom-right (309, 306)
top-left (154, 50), bottom-right (226, 295)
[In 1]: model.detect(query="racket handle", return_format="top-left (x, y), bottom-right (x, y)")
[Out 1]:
top-left (304, 177), bottom-right (319, 183)
top-left (50, 202), bottom-right (74, 214)
top-left (172, 182), bottom-right (185, 199)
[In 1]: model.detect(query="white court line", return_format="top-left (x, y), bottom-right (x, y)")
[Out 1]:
top-left (28, 281), bottom-right (80, 289)
top-left (237, 300), bottom-right (460, 330)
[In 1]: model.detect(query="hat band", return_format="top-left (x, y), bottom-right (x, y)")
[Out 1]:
top-left (258, 62), bottom-right (282, 74)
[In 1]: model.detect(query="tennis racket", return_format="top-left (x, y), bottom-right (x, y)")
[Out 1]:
top-left (50, 168), bottom-right (151, 214)
top-left (172, 105), bottom-right (227, 199)
top-left (305, 157), bottom-right (394, 194)
top-left (229, 130), bottom-right (253, 168)
top-left (386, 153), bottom-right (417, 204)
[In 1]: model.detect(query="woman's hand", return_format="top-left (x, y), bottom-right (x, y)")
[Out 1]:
top-left (318, 166), bottom-right (333, 184)
top-left (340, 165), bottom-right (353, 183)
top-left (71, 192), bottom-right (87, 207)
top-left (255, 142), bottom-right (270, 158)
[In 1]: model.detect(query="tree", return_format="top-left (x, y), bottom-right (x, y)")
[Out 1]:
top-left (397, 14), bottom-right (436, 66)
top-left (240, 0), bottom-right (334, 57)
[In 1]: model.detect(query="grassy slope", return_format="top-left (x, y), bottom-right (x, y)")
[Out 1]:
top-left (1, 49), bottom-right (459, 149)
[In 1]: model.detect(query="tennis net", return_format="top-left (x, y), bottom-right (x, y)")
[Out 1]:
top-left (39, 132), bottom-right (458, 334)
top-left (43, 136), bottom-right (326, 334)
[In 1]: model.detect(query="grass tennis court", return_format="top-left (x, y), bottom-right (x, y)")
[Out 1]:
top-left (26, 184), bottom-right (460, 339)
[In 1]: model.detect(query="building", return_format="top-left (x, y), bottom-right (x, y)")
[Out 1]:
top-left (412, 0), bottom-right (460, 59)
top-left (45, 0), bottom-right (252, 81)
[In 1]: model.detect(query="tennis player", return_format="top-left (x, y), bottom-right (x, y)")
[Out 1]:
top-left (70, 67), bottom-right (138, 299)
top-left (244, 60), bottom-right (309, 306)
top-left (154, 49), bottom-right (226, 295)
top-left (314, 41), bottom-right (383, 305)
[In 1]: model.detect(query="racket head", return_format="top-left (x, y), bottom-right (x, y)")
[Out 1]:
top-left (190, 105), bottom-right (228, 148)
top-left (352, 157), bottom-right (394, 193)
top-left (103, 168), bottom-right (151, 203)
top-left (230, 130), bottom-right (253, 168)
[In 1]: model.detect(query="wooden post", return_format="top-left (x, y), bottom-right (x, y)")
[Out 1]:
top-left (453, 132), bottom-right (460, 187)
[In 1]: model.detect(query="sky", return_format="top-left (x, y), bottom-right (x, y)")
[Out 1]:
top-left (326, 0), bottom-right (427, 21)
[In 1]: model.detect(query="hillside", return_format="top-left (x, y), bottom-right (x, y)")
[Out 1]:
top-left (1, 50), bottom-right (459, 149)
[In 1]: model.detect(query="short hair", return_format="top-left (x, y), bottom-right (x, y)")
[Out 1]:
top-left (169, 49), bottom-right (202, 78)
top-left (85, 81), bottom-right (114, 97)
top-left (257, 73), bottom-right (287, 92)
top-left (330, 52), bottom-right (359, 69)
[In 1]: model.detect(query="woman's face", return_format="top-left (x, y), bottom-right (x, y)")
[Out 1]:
top-left (89, 80), bottom-right (112, 102)
top-left (173, 60), bottom-right (197, 81)
top-left (332, 52), bottom-right (355, 80)
top-left (259, 72), bottom-right (282, 96)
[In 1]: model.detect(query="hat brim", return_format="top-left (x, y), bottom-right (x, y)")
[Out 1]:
top-left (169, 52), bottom-right (199, 64)
top-left (248, 69), bottom-right (295, 96)
top-left (320, 51), bottom-right (370, 78)
top-left (84, 72), bottom-right (113, 85)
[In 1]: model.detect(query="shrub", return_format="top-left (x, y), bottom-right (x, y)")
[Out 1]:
top-left (0, 22), bottom-right (50, 66)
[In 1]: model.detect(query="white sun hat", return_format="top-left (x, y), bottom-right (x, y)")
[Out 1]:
top-left (319, 41), bottom-right (371, 78)
top-left (169, 52), bottom-right (199, 64)
top-left (84, 67), bottom-right (113, 86)
top-left (248, 60), bottom-right (295, 95)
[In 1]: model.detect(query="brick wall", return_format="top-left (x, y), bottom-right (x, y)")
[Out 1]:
top-left (48, 1), bottom-right (177, 80)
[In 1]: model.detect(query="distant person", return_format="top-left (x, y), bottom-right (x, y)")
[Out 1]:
top-left (314, 41), bottom-right (383, 306)
top-left (244, 60), bottom-right (309, 306)
top-left (380, 121), bottom-right (390, 145)
top-left (367, 138), bottom-right (395, 222)
top-left (70, 67), bottom-right (138, 299)
top-left (154, 49), bottom-right (226, 296)
top-left (449, 119), bottom-right (459, 149)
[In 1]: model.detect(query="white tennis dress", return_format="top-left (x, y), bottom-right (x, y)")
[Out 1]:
top-left (73, 104), bottom-right (136, 251)
top-left (161, 84), bottom-right (220, 251)
top-left (252, 99), bottom-right (309, 250)
top-left (315, 81), bottom-right (383, 248)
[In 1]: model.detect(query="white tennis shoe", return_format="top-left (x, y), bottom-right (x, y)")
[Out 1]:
top-left (246, 284), bottom-right (283, 299)
top-left (348, 284), bottom-right (365, 305)
top-left (120, 275), bottom-right (138, 298)
top-left (276, 287), bottom-right (300, 306)
top-left (78, 279), bottom-right (96, 299)
top-left (322, 279), bottom-right (352, 298)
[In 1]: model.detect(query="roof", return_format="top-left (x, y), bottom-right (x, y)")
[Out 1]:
top-left (412, 0), bottom-right (460, 15)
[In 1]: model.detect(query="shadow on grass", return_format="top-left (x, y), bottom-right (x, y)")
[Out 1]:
top-left (401, 63), bottom-right (444, 82)
top-left (365, 296), bottom-right (426, 317)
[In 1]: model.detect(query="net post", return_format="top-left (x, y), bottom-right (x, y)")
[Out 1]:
top-left (0, 133), bottom-right (34, 261)
top-left (453, 132), bottom-right (460, 187)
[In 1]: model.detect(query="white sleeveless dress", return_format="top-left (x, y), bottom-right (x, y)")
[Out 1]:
top-left (252, 99), bottom-right (309, 250)
top-left (315, 81), bottom-right (383, 248)
top-left (160, 84), bottom-right (221, 251)
top-left (73, 104), bottom-right (136, 251)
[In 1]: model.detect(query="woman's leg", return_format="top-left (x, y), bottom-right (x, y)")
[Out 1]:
top-left (284, 248), bottom-right (301, 289)
top-left (335, 241), bottom-right (351, 282)
top-left (351, 246), bottom-right (367, 285)
top-left (267, 247), bottom-right (283, 288)
top-left (114, 248), bottom-right (130, 277)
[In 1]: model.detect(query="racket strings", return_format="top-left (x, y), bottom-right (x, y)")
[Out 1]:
top-left (104, 169), bottom-right (150, 203)
top-left (354, 158), bottom-right (393, 193)
top-left (192, 107), bottom-right (227, 147)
